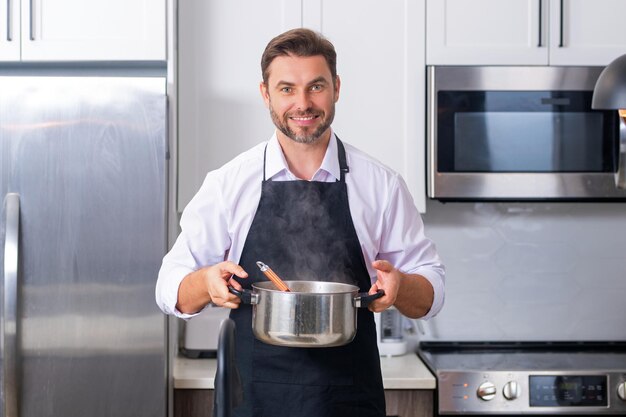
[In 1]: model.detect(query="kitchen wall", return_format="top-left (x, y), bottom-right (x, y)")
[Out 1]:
top-left (418, 200), bottom-right (626, 342)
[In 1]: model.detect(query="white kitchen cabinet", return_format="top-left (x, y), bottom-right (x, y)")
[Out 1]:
top-left (549, 0), bottom-right (626, 66)
top-left (177, 0), bottom-right (427, 212)
top-left (426, 0), bottom-right (546, 65)
top-left (0, 0), bottom-right (21, 60)
top-left (427, 0), bottom-right (626, 66)
top-left (0, 0), bottom-right (165, 61)
top-left (314, 0), bottom-right (427, 211)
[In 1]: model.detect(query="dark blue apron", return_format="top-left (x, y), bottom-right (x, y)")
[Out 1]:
top-left (229, 138), bottom-right (385, 417)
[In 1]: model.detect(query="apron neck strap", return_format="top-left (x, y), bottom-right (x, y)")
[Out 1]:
top-left (262, 136), bottom-right (350, 182)
top-left (336, 137), bottom-right (349, 183)
top-left (263, 144), bottom-right (268, 182)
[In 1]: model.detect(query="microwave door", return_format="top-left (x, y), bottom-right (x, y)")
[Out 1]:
top-left (427, 66), bottom-right (626, 201)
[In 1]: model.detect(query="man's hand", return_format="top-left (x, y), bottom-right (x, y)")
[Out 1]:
top-left (204, 261), bottom-right (248, 309)
top-left (367, 259), bottom-right (435, 319)
top-left (176, 261), bottom-right (248, 313)
top-left (367, 260), bottom-right (402, 312)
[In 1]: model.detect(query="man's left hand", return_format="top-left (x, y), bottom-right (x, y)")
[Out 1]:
top-left (368, 260), bottom-right (402, 312)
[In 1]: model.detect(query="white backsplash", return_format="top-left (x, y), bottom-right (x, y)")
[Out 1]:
top-left (418, 200), bottom-right (626, 342)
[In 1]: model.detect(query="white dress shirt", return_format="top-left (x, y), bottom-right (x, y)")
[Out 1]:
top-left (156, 132), bottom-right (445, 319)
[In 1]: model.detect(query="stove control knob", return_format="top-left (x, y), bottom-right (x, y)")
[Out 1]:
top-left (503, 381), bottom-right (521, 400)
top-left (618, 381), bottom-right (626, 401)
top-left (477, 382), bottom-right (497, 401)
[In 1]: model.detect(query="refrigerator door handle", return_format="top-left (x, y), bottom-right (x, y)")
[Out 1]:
top-left (3, 193), bottom-right (20, 417)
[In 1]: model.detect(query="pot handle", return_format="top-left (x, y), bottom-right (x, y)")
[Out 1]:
top-left (354, 289), bottom-right (385, 308)
top-left (228, 286), bottom-right (257, 305)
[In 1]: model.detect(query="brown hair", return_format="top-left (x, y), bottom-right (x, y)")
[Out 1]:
top-left (261, 28), bottom-right (337, 86)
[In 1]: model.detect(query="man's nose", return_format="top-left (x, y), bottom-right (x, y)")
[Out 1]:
top-left (294, 90), bottom-right (312, 110)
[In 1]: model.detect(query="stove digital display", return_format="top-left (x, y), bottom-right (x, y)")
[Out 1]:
top-left (529, 375), bottom-right (607, 407)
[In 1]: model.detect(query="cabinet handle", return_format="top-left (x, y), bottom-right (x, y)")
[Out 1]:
top-left (537, 0), bottom-right (542, 47)
top-left (3, 193), bottom-right (20, 417)
top-left (558, 0), bottom-right (564, 47)
top-left (29, 0), bottom-right (35, 40)
top-left (6, 0), bottom-right (12, 41)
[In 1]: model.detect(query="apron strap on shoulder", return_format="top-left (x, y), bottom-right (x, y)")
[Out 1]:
top-left (336, 137), bottom-right (350, 182)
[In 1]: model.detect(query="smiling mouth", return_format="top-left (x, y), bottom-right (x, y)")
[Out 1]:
top-left (289, 114), bottom-right (319, 121)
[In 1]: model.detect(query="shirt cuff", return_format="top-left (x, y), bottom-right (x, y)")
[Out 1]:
top-left (413, 268), bottom-right (445, 320)
top-left (156, 265), bottom-right (204, 320)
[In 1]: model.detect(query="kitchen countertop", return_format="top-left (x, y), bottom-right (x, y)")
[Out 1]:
top-left (174, 352), bottom-right (436, 390)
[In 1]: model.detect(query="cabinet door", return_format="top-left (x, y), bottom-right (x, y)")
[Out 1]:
top-left (174, 390), bottom-right (214, 417)
top-left (0, 0), bottom-right (21, 61)
top-left (317, 0), bottom-right (427, 211)
top-left (20, 0), bottom-right (165, 61)
top-left (549, 0), bottom-right (626, 65)
top-left (385, 390), bottom-right (434, 417)
top-left (426, 0), bottom-right (547, 65)
top-left (177, 0), bottom-right (301, 211)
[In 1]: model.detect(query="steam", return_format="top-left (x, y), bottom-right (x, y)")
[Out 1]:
top-left (255, 180), bottom-right (361, 286)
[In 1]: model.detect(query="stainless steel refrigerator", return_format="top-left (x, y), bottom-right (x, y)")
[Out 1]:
top-left (0, 76), bottom-right (167, 417)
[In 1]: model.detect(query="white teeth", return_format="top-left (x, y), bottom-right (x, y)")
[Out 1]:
top-left (291, 116), bottom-right (315, 121)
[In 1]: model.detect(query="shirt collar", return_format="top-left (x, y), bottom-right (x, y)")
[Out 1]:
top-left (265, 131), bottom-right (341, 181)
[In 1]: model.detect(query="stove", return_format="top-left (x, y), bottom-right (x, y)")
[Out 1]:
top-left (418, 342), bottom-right (626, 415)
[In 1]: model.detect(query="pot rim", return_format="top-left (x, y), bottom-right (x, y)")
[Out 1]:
top-left (252, 280), bottom-right (359, 295)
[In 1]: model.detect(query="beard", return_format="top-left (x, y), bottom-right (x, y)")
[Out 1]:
top-left (269, 101), bottom-right (335, 145)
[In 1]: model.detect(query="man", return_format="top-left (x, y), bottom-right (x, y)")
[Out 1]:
top-left (156, 28), bottom-right (445, 417)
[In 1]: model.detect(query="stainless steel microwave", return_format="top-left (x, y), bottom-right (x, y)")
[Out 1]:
top-left (427, 66), bottom-right (626, 201)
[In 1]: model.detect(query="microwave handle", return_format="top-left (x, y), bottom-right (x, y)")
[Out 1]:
top-left (558, 0), bottom-right (564, 47)
top-left (537, 0), bottom-right (542, 47)
top-left (617, 118), bottom-right (626, 189)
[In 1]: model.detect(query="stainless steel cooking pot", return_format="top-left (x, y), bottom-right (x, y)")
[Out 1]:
top-left (229, 281), bottom-right (384, 348)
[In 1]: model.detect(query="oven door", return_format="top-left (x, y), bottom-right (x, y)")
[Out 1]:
top-left (427, 66), bottom-right (626, 201)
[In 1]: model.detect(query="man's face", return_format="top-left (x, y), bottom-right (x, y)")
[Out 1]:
top-left (260, 55), bottom-right (340, 145)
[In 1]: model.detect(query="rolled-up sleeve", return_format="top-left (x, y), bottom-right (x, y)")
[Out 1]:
top-left (378, 174), bottom-right (445, 320)
top-left (155, 172), bottom-right (231, 319)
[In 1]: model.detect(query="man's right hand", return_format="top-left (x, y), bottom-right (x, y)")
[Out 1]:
top-left (204, 261), bottom-right (248, 309)
top-left (176, 261), bottom-right (248, 314)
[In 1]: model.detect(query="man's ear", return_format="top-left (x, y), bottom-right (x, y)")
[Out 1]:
top-left (260, 82), bottom-right (270, 108)
top-left (334, 75), bottom-right (341, 102)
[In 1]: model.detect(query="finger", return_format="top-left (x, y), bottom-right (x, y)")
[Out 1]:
top-left (220, 261), bottom-right (248, 279)
top-left (209, 296), bottom-right (228, 307)
top-left (228, 277), bottom-right (243, 291)
top-left (212, 288), bottom-right (241, 306)
top-left (223, 278), bottom-right (245, 305)
top-left (368, 284), bottom-right (389, 312)
top-left (222, 300), bottom-right (240, 309)
top-left (369, 298), bottom-right (393, 313)
top-left (213, 286), bottom-right (232, 303)
top-left (207, 274), bottom-right (235, 300)
top-left (372, 259), bottom-right (393, 273)
top-left (369, 300), bottom-right (386, 313)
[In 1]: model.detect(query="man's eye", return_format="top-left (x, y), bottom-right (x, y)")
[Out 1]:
top-left (310, 85), bottom-right (322, 91)
top-left (281, 87), bottom-right (292, 93)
